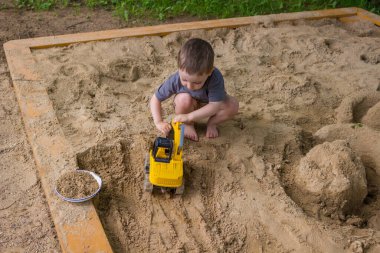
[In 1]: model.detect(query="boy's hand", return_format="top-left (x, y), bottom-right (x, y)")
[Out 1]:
top-left (173, 114), bottom-right (191, 123)
top-left (155, 121), bottom-right (172, 136)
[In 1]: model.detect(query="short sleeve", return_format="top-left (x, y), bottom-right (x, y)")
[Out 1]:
top-left (155, 72), bottom-right (179, 101)
top-left (207, 68), bottom-right (226, 102)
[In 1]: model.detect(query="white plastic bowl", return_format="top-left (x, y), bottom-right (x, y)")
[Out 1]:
top-left (55, 170), bottom-right (102, 203)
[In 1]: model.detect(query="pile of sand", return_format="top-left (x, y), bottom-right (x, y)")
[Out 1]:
top-left (293, 140), bottom-right (367, 218)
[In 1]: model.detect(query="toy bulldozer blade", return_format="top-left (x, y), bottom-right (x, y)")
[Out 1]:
top-left (144, 121), bottom-right (185, 194)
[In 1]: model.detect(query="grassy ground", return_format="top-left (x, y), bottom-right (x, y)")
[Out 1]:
top-left (13, 0), bottom-right (380, 21)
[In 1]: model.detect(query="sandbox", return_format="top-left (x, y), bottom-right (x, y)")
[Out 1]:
top-left (4, 8), bottom-right (380, 253)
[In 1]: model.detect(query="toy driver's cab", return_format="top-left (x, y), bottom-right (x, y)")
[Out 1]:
top-left (144, 121), bottom-right (185, 194)
top-left (152, 137), bottom-right (173, 163)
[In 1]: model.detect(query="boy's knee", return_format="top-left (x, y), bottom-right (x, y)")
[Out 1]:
top-left (175, 93), bottom-right (195, 109)
top-left (227, 96), bottom-right (239, 116)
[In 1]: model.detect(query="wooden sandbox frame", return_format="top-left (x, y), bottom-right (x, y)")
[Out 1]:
top-left (3, 7), bottom-right (380, 253)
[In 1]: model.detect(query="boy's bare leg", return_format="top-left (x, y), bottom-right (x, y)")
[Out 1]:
top-left (174, 93), bottom-right (199, 141)
top-left (206, 95), bottom-right (239, 138)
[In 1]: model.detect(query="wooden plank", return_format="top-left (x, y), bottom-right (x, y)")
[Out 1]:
top-left (356, 7), bottom-right (380, 26)
top-left (339, 15), bottom-right (362, 23)
top-left (5, 8), bottom-right (357, 50)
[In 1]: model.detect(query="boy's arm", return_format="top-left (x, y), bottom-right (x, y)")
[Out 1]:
top-left (174, 101), bottom-right (222, 123)
top-left (150, 94), bottom-right (172, 135)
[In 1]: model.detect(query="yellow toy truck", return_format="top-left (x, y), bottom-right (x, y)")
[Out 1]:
top-left (144, 121), bottom-right (185, 194)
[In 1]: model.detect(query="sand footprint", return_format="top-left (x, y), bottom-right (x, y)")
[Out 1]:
top-left (59, 63), bottom-right (94, 77)
top-left (359, 47), bottom-right (380, 65)
top-left (104, 59), bottom-right (146, 82)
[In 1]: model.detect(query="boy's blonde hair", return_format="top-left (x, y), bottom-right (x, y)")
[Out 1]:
top-left (178, 38), bottom-right (214, 75)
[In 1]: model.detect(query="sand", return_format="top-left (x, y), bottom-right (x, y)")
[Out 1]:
top-left (56, 171), bottom-right (99, 199)
top-left (29, 18), bottom-right (380, 252)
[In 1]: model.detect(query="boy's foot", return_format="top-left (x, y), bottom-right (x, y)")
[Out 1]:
top-left (206, 124), bottom-right (219, 138)
top-left (184, 124), bottom-right (198, 141)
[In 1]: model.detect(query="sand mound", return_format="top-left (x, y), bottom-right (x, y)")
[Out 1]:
top-left (293, 140), bottom-right (367, 218)
top-left (362, 101), bottom-right (380, 130)
top-left (335, 91), bottom-right (380, 124)
top-left (314, 124), bottom-right (380, 184)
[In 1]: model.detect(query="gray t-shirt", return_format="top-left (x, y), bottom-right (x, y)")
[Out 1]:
top-left (155, 68), bottom-right (226, 103)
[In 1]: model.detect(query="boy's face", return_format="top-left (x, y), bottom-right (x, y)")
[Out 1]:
top-left (178, 69), bottom-right (212, 91)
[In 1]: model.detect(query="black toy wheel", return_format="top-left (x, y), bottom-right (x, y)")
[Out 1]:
top-left (143, 153), bottom-right (153, 193)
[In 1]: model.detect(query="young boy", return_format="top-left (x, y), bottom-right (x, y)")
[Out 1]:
top-left (150, 38), bottom-right (239, 141)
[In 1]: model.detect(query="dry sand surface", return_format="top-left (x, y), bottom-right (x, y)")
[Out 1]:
top-left (28, 17), bottom-right (380, 253)
top-left (1, 4), bottom-right (380, 252)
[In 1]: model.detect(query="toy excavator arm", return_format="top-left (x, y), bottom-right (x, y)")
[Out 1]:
top-left (171, 121), bottom-right (184, 159)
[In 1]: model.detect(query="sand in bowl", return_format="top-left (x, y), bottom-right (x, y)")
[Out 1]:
top-left (56, 171), bottom-right (99, 199)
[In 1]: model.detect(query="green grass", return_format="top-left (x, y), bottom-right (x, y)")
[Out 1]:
top-left (16, 0), bottom-right (69, 10)
top-left (15, 0), bottom-right (380, 20)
